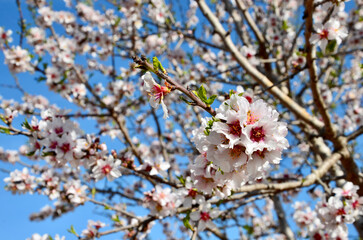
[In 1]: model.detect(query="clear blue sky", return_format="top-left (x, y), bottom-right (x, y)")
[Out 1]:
top-left (0, 1), bottom-right (361, 239)
top-left (0, 1), bottom-right (121, 239)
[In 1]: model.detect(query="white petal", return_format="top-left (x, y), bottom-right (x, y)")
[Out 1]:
top-left (142, 72), bottom-right (156, 92)
top-left (161, 101), bottom-right (169, 119)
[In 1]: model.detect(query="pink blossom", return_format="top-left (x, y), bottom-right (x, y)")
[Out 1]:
top-left (142, 72), bottom-right (171, 119)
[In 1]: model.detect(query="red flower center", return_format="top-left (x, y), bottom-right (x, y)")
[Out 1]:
top-left (245, 96), bottom-right (253, 103)
top-left (55, 127), bottom-right (64, 135)
top-left (254, 148), bottom-right (267, 158)
top-left (319, 29), bottom-right (329, 39)
top-left (352, 200), bottom-right (359, 209)
top-left (102, 164), bottom-right (112, 175)
top-left (228, 120), bottom-right (242, 136)
top-left (336, 208), bottom-right (346, 216)
top-left (188, 188), bottom-right (198, 198)
top-left (60, 143), bottom-right (70, 153)
top-left (151, 85), bottom-right (170, 102)
top-left (229, 145), bottom-right (245, 159)
top-left (200, 211), bottom-right (210, 221)
top-left (250, 126), bottom-right (265, 142)
top-left (49, 141), bottom-right (58, 149)
top-left (313, 232), bottom-right (322, 240)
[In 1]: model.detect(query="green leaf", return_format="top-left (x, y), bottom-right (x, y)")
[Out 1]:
top-left (316, 51), bottom-right (324, 58)
top-left (206, 95), bottom-right (217, 105)
top-left (114, 17), bottom-right (121, 27)
top-left (0, 126), bottom-right (10, 134)
top-left (229, 89), bottom-right (234, 97)
top-left (26, 151), bottom-right (36, 157)
top-left (36, 76), bottom-right (46, 82)
top-left (48, 236), bottom-right (53, 240)
top-left (282, 20), bottom-right (289, 31)
top-left (215, 199), bottom-right (225, 207)
top-left (326, 40), bottom-right (337, 53)
top-left (0, 115), bottom-right (6, 124)
top-left (197, 85), bottom-right (207, 102)
top-left (243, 225), bottom-right (254, 235)
top-left (104, 204), bottom-right (111, 210)
top-left (204, 117), bottom-right (220, 136)
top-left (91, 187), bottom-right (96, 198)
top-left (152, 57), bottom-right (166, 74)
top-left (112, 214), bottom-right (120, 223)
top-left (67, 225), bottom-right (78, 236)
top-left (183, 213), bottom-right (194, 231)
top-left (176, 175), bottom-right (186, 185)
top-left (42, 151), bottom-right (56, 157)
top-left (22, 118), bottom-right (32, 131)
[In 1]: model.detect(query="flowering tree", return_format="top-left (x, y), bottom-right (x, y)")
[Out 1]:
top-left (0, 0), bottom-right (362, 239)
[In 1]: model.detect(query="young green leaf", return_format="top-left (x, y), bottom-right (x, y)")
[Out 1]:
top-left (67, 225), bottom-right (78, 236)
top-left (183, 213), bottom-right (194, 231)
top-left (0, 126), bottom-right (10, 134)
top-left (197, 85), bottom-right (207, 102)
top-left (152, 56), bottom-right (166, 74)
top-left (22, 118), bottom-right (32, 131)
top-left (206, 95), bottom-right (217, 105)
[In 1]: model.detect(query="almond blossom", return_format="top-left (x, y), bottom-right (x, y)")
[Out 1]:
top-left (142, 72), bottom-right (171, 119)
top-left (92, 155), bottom-right (122, 181)
top-left (0, 27), bottom-right (12, 45)
top-left (310, 19), bottom-right (348, 53)
top-left (190, 203), bottom-right (219, 232)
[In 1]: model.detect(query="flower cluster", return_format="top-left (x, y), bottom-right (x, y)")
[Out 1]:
top-left (309, 1), bottom-right (348, 53)
top-left (0, 147), bottom-right (20, 164)
top-left (190, 93), bottom-right (289, 195)
top-left (20, 109), bottom-right (122, 182)
top-left (81, 220), bottom-right (106, 238)
top-left (4, 46), bottom-right (33, 73)
top-left (310, 19), bottom-right (348, 53)
top-left (293, 182), bottom-right (363, 239)
top-left (143, 185), bottom-right (182, 217)
top-left (26, 234), bottom-right (64, 240)
top-left (4, 168), bottom-right (37, 194)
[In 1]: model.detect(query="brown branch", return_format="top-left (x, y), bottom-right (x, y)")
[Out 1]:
top-left (87, 198), bottom-right (138, 219)
top-left (235, 0), bottom-right (272, 72)
top-left (16, 0), bottom-right (25, 47)
top-left (233, 148), bottom-right (347, 193)
top-left (195, 0), bottom-right (324, 132)
top-left (304, 0), bottom-right (337, 140)
top-left (346, 126), bottom-right (363, 142)
top-left (272, 195), bottom-right (295, 240)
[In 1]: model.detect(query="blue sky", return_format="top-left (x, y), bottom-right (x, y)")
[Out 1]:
top-left (0, 1), bottom-right (362, 239)
top-left (0, 1), bottom-right (118, 239)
